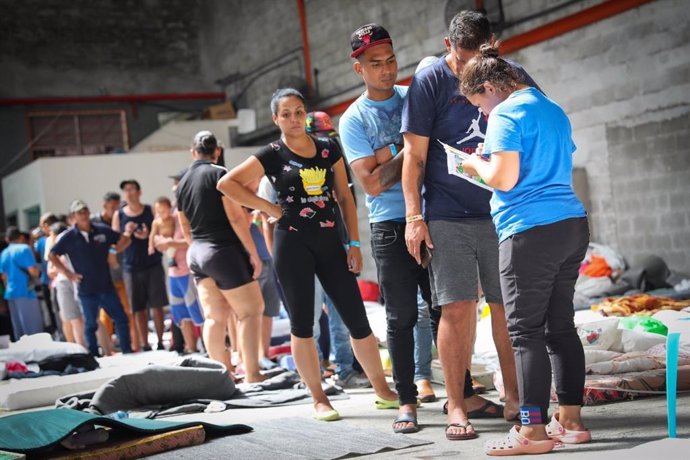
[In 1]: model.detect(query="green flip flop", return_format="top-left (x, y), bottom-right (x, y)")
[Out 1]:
top-left (313, 409), bottom-right (341, 422)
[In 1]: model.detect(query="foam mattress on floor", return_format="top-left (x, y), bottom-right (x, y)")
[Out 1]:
top-left (0, 351), bottom-right (181, 411)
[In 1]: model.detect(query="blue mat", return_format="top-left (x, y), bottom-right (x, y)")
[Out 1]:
top-left (0, 408), bottom-right (251, 454)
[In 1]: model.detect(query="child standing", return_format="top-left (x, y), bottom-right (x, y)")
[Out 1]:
top-left (148, 197), bottom-right (177, 266)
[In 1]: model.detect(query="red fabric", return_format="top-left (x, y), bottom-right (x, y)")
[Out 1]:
top-left (358, 280), bottom-right (380, 302)
top-left (5, 361), bottom-right (29, 373)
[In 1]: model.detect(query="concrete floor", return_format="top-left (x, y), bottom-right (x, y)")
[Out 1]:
top-left (165, 382), bottom-right (690, 459)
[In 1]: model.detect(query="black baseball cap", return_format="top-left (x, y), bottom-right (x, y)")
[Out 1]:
top-left (119, 179), bottom-right (141, 191)
top-left (350, 23), bottom-right (392, 58)
top-left (169, 169), bottom-right (187, 181)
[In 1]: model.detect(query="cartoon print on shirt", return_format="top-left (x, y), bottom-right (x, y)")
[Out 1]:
top-left (456, 108), bottom-right (486, 145)
top-left (313, 200), bottom-right (326, 209)
top-left (283, 165), bottom-right (292, 172)
top-left (321, 148), bottom-right (330, 159)
top-left (286, 196), bottom-right (294, 203)
top-left (299, 208), bottom-right (316, 219)
top-left (299, 167), bottom-right (327, 196)
top-left (319, 220), bottom-right (335, 228)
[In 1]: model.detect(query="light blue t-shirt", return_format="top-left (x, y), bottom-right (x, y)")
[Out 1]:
top-left (483, 87), bottom-right (586, 242)
top-left (339, 85), bottom-right (407, 222)
top-left (0, 243), bottom-right (38, 300)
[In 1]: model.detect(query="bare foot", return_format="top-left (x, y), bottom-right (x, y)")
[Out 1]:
top-left (465, 394), bottom-right (501, 415)
top-left (314, 400), bottom-right (336, 415)
top-left (519, 425), bottom-right (551, 441)
top-left (376, 389), bottom-right (398, 401)
top-left (244, 372), bottom-right (268, 383)
top-left (446, 403), bottom-right (476, 438)
top-left (504, 399), bottom-right (519, 421)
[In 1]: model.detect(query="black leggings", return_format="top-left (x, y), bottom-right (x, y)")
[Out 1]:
top-left (500, 217), bottom-right (589, 425)
top-left (273, 227), bottom-right (372, 340)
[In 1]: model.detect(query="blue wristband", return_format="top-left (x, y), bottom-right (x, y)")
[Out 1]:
top-left (389, 143), bottom-right (398, 157)
top-left (349, 240), bottom-right (361, 248)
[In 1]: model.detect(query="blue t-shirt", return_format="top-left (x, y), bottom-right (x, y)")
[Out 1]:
top-left (339, 85), bottom-right (407, 222)
top-left (483, 87), bottom-right (586, 242)
top-left (401, 57), bottom-right (538, 221)
top-left (50, 224), bottom-right (121, 295)
top-left (0, 243), bottom-right (38, 299)
top-left (34, 236), bottom-right (49, 285)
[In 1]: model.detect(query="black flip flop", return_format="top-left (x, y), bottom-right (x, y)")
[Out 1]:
top-left (393, 413), bottom-right (420, 434)
top-left (443, 400), bottom-right (505, 418)
top-left (467, 400), bottom-right (504, 419)
top-left (445, 423), bottom-right (478, 441)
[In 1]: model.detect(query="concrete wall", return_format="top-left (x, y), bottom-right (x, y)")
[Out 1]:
top-left (2, 146), bottom-right (257, 227)
top-left (507, 0), bottom-right (690, 273)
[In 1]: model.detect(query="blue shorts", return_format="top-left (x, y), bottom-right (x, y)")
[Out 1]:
top-left (169, 274), bottom-right (204, 326)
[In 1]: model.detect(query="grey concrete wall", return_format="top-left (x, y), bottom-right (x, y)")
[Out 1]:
top-left (508, 0), bottom-right (690, 274)
top-left (0, 0), bottom-right (207, 98)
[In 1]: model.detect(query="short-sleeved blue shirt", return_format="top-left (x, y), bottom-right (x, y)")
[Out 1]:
top-left (0, 243), bottom-right (38, 299)
top-left (483, 87), bottom-right (586, 242)
top-left (50, 224), bottom-right (121, 295)
top-left (34, 236), bottom-right (49, 285)
top-left (339, 85), bottom-right (407, 222)
top-left (401, 57), bottom-right (538, 221)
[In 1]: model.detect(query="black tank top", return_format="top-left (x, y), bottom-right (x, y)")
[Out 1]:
top-left (118, 205), bottom-right (161, 272)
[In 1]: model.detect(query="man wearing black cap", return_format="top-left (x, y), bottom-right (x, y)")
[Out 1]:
top-left (49, 200), bottom-right (135, 356)
top-left (112, 180), bottom-right (169, 351)
top-left (340, 22), bottom-right (428, 434)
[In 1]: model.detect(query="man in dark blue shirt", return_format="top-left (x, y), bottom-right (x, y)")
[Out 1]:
top-left (401, 11), bottom-right (528, 439)
top-left (49, 200), bottom-right (136, 356)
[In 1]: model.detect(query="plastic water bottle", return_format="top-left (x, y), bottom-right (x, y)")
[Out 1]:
top-left (106, 410), bottom-right (129, 420)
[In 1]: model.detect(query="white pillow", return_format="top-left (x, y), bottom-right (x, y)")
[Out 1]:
top-left (578, 318), bottom-right (622, 351)
top-left (621, 329), bottom-right (666, 353)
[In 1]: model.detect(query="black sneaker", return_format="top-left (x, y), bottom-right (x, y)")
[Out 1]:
top-left (156, 343), bottom-right (166, 351)
top-left (141, 345), bottom-right (152, 352)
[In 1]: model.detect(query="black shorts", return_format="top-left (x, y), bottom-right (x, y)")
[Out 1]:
top-left (187, 240), bottom-right (254, 290)
top-left (123, 264), bottom-right (169, 312)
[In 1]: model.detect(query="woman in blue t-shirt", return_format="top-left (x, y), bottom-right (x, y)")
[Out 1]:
top-left (218, 88), bottom-right (397, 422)
top-left (460, 45), bottom-right (590, 456)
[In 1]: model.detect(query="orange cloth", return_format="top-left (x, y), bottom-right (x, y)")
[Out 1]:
top-left (582, 255), bottom-right (612, 278)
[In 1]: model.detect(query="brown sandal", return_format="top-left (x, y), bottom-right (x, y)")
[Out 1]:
top-left (445, 423), bottom-right (478, 441)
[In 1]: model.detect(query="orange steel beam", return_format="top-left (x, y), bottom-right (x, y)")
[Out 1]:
top-left (296, 0), bottom-right (314, 91)
top-left (321, 0), bottom-right (655, 117)
top-left (500, 0), bottom-right (656, 55)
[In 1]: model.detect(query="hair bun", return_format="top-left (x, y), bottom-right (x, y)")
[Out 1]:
top-left (479, 43), bottom-right (499, 59)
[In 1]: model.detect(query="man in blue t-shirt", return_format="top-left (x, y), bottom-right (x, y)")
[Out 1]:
top-left (339, 23), bottom-right (432, 434)
top-left (400, 11), bottom-right (530, 438)
top-left (0, 226), bottom-right (44, 340)
top-left (49, 200), bottom-right (135, 356)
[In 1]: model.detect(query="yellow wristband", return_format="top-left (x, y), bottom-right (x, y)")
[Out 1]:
top-left (405, 214), bottom-right (424, 223)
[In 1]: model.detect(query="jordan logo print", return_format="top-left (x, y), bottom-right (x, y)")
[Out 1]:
top-left (456, 108), bottom-right (485, 145)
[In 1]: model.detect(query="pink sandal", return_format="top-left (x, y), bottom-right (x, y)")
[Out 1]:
top-left (485, 426), bottom-right (555, 456)
top-left (546, 414), bottom-right (591, 444)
